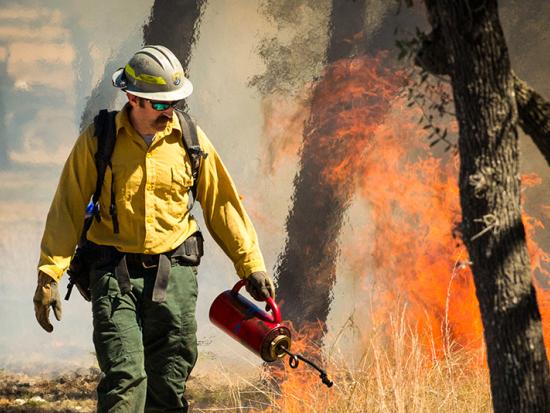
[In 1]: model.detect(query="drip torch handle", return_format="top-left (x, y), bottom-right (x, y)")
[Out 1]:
top-left (232, 279), bottom-right (281, 323)
top-left (265, 297), bottom-right (280, 323)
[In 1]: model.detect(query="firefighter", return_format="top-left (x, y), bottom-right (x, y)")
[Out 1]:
top-left (33, 45), bottom-right (274, 412)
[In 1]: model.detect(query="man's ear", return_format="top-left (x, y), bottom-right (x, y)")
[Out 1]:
top-left (126, 93), bottom-right (139, 108)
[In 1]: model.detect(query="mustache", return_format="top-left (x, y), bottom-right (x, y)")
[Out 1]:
top-left (155, 114), bottom-right (172, 123)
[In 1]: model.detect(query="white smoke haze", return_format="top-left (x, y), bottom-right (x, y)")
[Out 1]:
top-left (0, 0), bottom-right (548, 382)
top-left (0, 5), bottom-right (58, 21)
top-left (0, 0), bottom-right (288, 377)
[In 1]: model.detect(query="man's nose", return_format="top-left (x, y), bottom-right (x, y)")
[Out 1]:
top-left (162, 107), bottom-right (174, 117)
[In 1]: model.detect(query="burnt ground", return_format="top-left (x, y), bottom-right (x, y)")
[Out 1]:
top-left (0, 368), bottom-right (98, 412)
top-left (0, 368), bottom-right (273, 412)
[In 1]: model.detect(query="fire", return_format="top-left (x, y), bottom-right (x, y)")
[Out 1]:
top-left (260, 91), bottom-right (310, 175)
top-left (523, 181), bottom-right (550, 351)
top-left (264, 50), bottom-right (549, 354)
top-left (353, 99), bottom-right (483, 352)
top-left (261, 325), bottom-right (338, 412)
top-left (259, 50), bottom-right (549, 410)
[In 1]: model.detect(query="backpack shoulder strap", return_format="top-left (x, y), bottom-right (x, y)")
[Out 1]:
top-left (91, 109), bottom-right (119, 233)
top-left (175, 110), bottom-right (208, 202)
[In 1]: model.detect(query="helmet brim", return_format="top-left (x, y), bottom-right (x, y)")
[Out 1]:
top-left (112, 67), bottom-right (193, 100)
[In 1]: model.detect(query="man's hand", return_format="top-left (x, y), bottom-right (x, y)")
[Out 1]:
top-left (245, 271), bottom-right (275, 301)
top-left (33, 272), bottom-right (62, 332)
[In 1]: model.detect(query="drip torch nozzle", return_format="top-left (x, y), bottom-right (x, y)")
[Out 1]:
top-left (279, 346), bottom-right (334, 388)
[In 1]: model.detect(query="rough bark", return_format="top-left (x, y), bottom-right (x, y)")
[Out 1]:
top-left (143, 0), bottom-right (206, 75)
top-left (143, 0), bottom-right (206, 113)
top-left (424, 1), bottom-right (550, 411)
top-left (275, 0), bottom-right (368, 336)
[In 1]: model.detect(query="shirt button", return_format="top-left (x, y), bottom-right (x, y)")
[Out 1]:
top-left (144, 249), bottom-right (150, 254)
top-left (146, 216), bottom-right (153, 223)
top-left (146, 153), bottom-right (152, 158)
top-left (147, 184), bottom-right (153, 191)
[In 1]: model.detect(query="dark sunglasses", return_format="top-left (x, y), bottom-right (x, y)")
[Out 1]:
top-left (147, 99), bottom-right (181, 111)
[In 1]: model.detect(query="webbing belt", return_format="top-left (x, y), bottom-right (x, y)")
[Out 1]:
top-left (91, 232), bottom-right (203, 303)
top-left (114, 253), bottom-right (172, 302)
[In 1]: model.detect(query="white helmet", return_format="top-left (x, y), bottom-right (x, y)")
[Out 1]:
top-left (112, 45), bottom-right (193, 101)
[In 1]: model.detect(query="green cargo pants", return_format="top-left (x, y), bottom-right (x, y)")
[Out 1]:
top-left (90, 261), bottom-right (198, 412)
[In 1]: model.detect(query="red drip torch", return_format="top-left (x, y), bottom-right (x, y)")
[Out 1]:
top-left (209, 279), bottom-right (333, 387)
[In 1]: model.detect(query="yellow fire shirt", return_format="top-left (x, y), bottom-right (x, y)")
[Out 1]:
top-left (38, 105), bottom-right (266, 281)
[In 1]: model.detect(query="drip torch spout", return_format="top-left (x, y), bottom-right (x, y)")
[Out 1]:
top-left (278, 346), bottom-right (334, 388)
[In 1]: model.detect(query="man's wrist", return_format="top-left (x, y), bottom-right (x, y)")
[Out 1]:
top-left (38, 271), bottom-right (56, 285)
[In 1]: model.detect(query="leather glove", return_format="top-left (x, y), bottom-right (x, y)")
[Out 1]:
top-left (33, 271), bottom-right (62, 332)
top-left (245, 271), bottom-right (275, 302)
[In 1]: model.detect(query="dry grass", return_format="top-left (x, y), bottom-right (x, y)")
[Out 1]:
top-left (0, 312), bottom-right (492, 412)
top-left (190, 310), bottom-right (492, 412)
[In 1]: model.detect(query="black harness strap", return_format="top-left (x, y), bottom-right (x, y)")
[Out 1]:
top-left (109, 171), bottom-right (119, 234)
top-left (92, 109), bottom-right (119, 233)
top-left (176, 110), bottom-right (208, 204)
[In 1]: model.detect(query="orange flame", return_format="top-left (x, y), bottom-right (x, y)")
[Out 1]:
top-left (353, 98), bottom-right (483, 352)
top-left (259, 50), bottom-right (549, 409)
top-left (260, 91), bottom-right (310, 174)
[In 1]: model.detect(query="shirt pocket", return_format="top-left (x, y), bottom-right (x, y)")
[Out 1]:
top-left (171, 166), bottom-right (194, 198)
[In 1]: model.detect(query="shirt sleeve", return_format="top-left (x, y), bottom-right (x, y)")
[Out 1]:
top-left (195, 126), bottom-right (267, 278)
top-left (37, 126), bottom-right (98, 281)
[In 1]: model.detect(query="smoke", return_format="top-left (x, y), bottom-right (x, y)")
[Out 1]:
top-left (0, 55), bottom-right (9, 169)
top-left (0, 0), bottom-right (547, 377)
top-left (0, 0), bottom-right (283, 376)
top-left (249, 0), bottom-right (330, 97)
top-left (79, 36), bottom-right (137, 130)
top-left (500, 0), bottom-right (550, 256)
top-left (0, 0), bottom-right (153, 374)
top-left (74, 0), bottom-right (153, 129)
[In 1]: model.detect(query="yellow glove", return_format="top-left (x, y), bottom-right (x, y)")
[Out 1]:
top-left (245, 271), bottom-right (275, 301)
top-left (33, 271), bottom-right (62, 332)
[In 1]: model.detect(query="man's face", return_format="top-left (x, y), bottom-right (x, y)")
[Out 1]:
top-left (128, 94), bottom-right (175, 133)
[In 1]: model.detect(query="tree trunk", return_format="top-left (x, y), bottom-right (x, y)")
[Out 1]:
top-left (142, 0), bottom-right (206, 114)
top-left (143, 0), bottom-right (206, 76)
top-left (425, 1), bottom-right (550, 411)
top-left (275, 0), bottom-right (368, 336)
